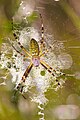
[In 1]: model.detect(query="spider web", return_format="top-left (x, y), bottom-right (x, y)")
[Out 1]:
top-left (1, 1), bottom-right (80, 120)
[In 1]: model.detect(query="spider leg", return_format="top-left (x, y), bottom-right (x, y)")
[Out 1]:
top-left (40, 60), bottom-right (56, 76)
top-left (12, 19), bottom-right (31, 57)
top-left (8, 39), bottom-right (28, 58)
top-left (39, 14), bottom-right (46, 52)
top-left (16, 62), bottom-right (33, 93)
top-left (39, 49), bottom-right (49, 57)
top-left (39, 14), bottom-right (44, 43)
top-left (40, 60), bottom-right (62, 85)
top-left (17, 41), bottom-right (32, 57)
top-left (39, 13), bottom-right (49, 56)
top-left (12, 32), bottom-right (31, 57)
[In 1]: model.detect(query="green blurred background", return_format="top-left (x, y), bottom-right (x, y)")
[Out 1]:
top-left (0, 0), bottom-right (80, 120)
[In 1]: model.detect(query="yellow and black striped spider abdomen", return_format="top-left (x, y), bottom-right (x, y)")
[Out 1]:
top-left (30, 38), bottom-right (39, 56)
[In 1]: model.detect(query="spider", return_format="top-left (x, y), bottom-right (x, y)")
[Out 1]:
top-left (10, 13), bottom-right (65, 95)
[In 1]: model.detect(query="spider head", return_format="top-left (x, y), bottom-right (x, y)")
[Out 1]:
top-left (32, 56), bottom-right (40, 67)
